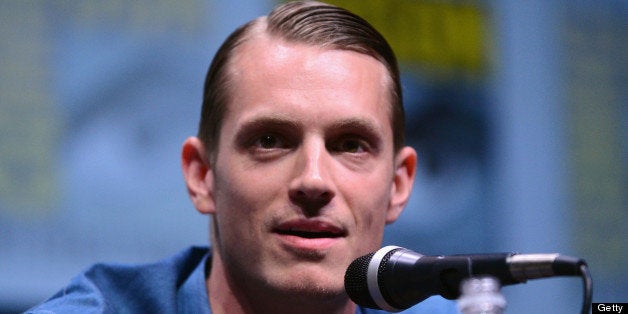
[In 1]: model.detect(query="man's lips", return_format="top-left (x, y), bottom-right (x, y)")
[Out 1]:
top-left (272, 219), bottom-right (346, 253)
top-left (273, 219), bottom-right (347, 239)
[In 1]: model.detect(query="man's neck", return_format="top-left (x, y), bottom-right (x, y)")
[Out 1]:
top-left (206, 253), bottom-right (357, 314)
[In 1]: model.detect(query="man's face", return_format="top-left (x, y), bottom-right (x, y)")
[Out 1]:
top-left (207, 35), bottom-right (411, 299)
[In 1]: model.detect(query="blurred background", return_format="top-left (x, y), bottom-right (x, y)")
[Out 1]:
top-left (0, 0), bottom-right (625, 313)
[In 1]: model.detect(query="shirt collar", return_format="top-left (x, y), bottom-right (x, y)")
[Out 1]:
top-left (177, 253), bottom-right (211, 313)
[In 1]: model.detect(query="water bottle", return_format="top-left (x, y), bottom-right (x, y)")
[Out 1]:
top-left (457, 276), bottom-right (507, 314)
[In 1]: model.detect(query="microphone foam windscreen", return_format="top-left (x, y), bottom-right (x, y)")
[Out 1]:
top-left (344, 252), bottom-right (378, 308)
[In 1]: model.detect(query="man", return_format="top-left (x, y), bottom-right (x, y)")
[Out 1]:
top-left (29, 1), bottom-right (455, 313)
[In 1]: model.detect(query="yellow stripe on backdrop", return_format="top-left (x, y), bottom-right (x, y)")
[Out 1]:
top-left (326, 0), bottom-right (489, 75)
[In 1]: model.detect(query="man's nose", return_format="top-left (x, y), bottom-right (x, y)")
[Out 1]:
top-left (288, 139), bottom-right (335, 213)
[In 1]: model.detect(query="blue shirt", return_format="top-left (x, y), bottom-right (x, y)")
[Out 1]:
top-left (27, 246), bottom-right (457, 313)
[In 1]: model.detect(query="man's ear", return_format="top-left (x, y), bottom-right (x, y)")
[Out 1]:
top-left (181, 137), bottom-right (215, 214)
top-left (386, 146), bottom-right (417, 224)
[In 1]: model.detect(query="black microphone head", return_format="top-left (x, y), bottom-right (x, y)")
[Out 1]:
top-left (344, 252), bottom-right (378, 309)
top-left (344, 246), bottom-right (405, 311)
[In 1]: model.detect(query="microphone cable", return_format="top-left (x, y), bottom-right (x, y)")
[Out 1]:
top-left (580, 263), bottom-right (592, 314)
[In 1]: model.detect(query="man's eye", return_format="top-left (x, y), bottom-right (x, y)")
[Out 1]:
top-left (252, 134), bottom-right (286, 149)
top-left (257, 134), bottom-right (278, 148)
top-left (334, 138), bottom-right (367, 153)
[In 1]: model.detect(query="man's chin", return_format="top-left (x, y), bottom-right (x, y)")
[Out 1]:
top-left (268, 272), bottom-right (346, 300)
top-left (285, 282), bottom-right (346, 301)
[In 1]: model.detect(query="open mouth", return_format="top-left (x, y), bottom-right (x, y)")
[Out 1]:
top-left (273, 220), bottom-right (346, 239)
top-left (275, 228), bottom-right (343, 239)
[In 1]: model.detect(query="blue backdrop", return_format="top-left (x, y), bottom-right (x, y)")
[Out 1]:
top-left (1, 1), bottom-right (625, 312)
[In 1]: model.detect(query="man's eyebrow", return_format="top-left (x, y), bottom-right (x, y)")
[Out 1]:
top-left (234, 116), bottom-right (384, 141)
top-left (327, 118), bottom-right (383, 136)
top-left (234, 116), bottom-right (301, 143)
top-left (237, 115), bottom-right (301, 131)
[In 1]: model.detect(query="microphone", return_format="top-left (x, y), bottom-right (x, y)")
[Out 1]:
top-left (344, 246), bottom-right (587, 312)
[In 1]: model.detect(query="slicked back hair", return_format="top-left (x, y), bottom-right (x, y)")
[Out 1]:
top-left (198, 1), bottom-right (404, 161)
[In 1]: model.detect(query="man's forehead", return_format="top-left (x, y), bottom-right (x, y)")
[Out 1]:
top-left (230, 31), bottom-right (389, 83)
top-left (222, 29), bottom-right (396, 137)
top-left (228, 35), bottom-right (392, 104)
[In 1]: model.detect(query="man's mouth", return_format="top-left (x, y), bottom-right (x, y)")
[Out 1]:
top-left (275, 228), bottom-right (343, 239)
top-left (273, 220), bottom-right (346, 239)
top-left (273, 219), bottom-right (346, 252)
